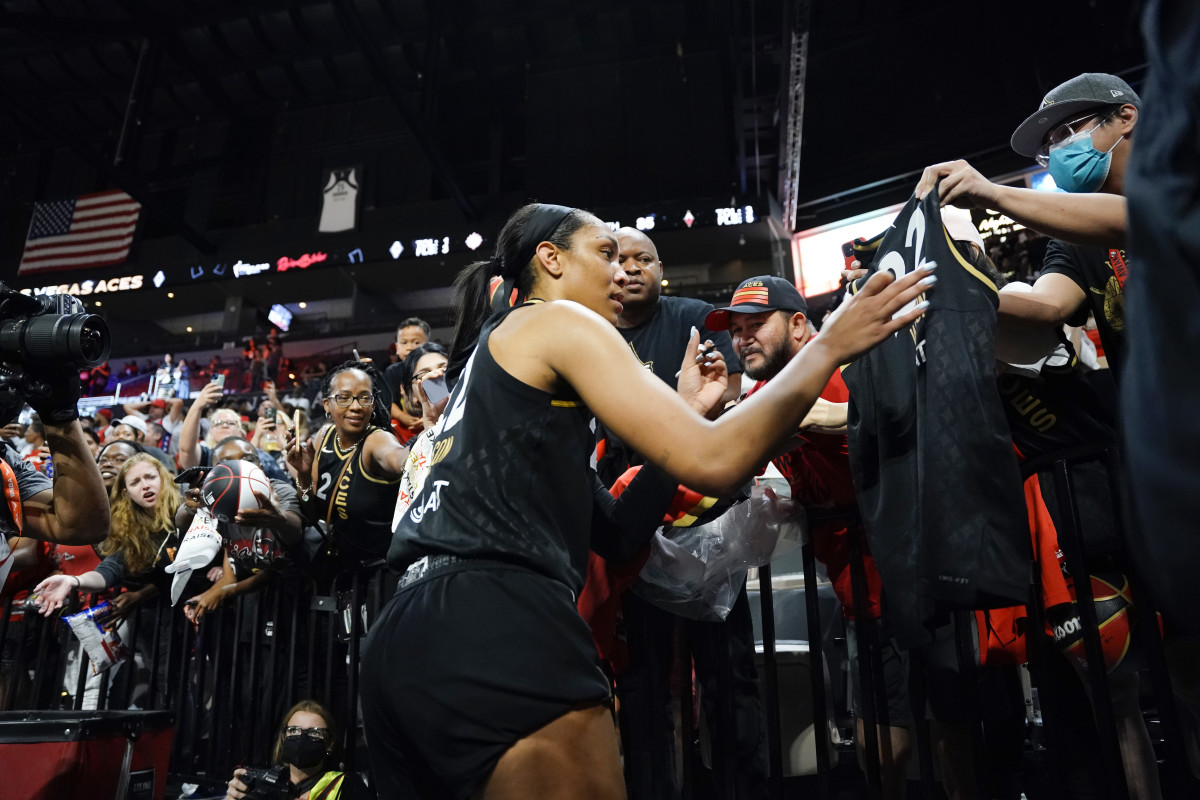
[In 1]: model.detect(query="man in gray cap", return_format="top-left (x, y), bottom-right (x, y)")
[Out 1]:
top-left (914, 72), bottom-right (1140, 379)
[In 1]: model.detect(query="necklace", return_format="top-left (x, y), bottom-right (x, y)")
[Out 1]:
top-left (336, 429), bottom-right (365, 452)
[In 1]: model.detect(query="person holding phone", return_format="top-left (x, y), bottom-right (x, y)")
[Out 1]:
top-left (286, 360), bottom-right (410, 566)
top-left (358, 202), bottom-right (930, 798)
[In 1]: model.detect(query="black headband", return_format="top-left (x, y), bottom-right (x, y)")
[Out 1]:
top-left (501, 203), bottom-right (577, 280)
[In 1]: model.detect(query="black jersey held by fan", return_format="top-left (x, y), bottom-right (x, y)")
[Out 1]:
top-left (843, 188), bottom-right (1028, 647)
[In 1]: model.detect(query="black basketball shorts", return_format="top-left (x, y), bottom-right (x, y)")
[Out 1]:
top-left (360, 563), bottom-right (612, 799)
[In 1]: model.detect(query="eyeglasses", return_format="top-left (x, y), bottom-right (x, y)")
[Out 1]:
top-left (1035, 113), bottom-right (1101, 167)
top-left (331, 393), bottom-right (375, 408)
top-left (283, 726), bottom-right (330, 741)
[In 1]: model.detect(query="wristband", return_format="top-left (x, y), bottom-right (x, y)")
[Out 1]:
top-left (71, 575), bottom-right (81, 590)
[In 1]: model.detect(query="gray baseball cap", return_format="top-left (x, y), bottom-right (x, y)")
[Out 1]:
top-left (1010, 73), bottom-right (1142, 158)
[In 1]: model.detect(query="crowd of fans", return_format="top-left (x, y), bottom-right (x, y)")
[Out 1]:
top-left (3, 58), bottom-right (1199, 800)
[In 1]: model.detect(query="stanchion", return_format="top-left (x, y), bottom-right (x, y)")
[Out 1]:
top-left (799, 541), bottom-right (832, 795)
top-left (1050, 458), bottom-right (1130, 800)
top-left (757, 562), bottom-right (784, 800)
top-left (847, 536), bottom-right (882, 799)
top-left (345, 569), bottom-right (362, 772)
top-left (678, 620), bottom-right (694, 800)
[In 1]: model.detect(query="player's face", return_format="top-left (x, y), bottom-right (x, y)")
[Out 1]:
top-left (124, 462), bottom-right (162, 510)
top-left (616, 230), bottom-right (663, 312)
top-left (729, 310), bottom-right (795, 381)
top-left (396, 326), bottom-right (428, 361)
top-left (325, 369), bottom-right (375, 436)
top-left (560, 223), bottom-right (627, 324)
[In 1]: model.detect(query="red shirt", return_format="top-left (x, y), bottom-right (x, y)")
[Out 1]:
top-left (749, 367), bottom-right (883, 619)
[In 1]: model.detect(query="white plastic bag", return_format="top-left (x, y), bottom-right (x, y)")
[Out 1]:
top-left (633, 486), bottom-right (804, 622)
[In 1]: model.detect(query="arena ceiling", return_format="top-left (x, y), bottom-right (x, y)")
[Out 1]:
top-left (0, 0), bottom-right (1146, 349)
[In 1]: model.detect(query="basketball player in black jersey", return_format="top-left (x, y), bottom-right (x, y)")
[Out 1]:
top-left (286, 361), bottom-right (409, 564)
top-left (358, 201), bottom-right (932, 799)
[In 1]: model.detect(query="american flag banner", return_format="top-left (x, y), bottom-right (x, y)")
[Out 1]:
top-left (18, 190), bottom-right (142, 275)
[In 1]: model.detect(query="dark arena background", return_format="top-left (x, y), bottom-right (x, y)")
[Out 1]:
top-left (4, 1), bottom-right (1196, 800)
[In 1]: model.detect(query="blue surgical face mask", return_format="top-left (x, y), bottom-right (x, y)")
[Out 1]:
top-left (1047, 129), bottom-right (1124, 193)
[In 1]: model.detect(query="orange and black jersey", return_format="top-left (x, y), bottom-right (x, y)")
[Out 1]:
top-left (315, 424), bottom-right (402, 562)
top-left (844, 189), bottom-right (1028, 646)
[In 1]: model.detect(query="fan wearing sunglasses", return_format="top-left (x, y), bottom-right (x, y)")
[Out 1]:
top-left (224, 700), bottom-right (370, 800)
top-left (287, 360), bottom-right (408, 566)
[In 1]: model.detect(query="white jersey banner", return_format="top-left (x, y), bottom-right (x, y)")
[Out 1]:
top-left (318, 167), bottom-right (360, 233)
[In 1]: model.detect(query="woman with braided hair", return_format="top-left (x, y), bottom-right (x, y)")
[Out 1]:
top-left (286, 360), bottom-right (408, 565)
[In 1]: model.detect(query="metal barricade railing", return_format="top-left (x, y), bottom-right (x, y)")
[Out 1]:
top-left (1022, 443), bottom-right (1198, 799)
top-left (1, 563), bottom-right (391, 786)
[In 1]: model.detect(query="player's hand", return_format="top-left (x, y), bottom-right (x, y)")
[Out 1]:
top-left (816, 264), bottom-right (935, 365)
top-left (914, 160), bottom-right (1000, 209)
top-left (677, 327), bottom-right (729, 417)
top-left (225, 768), bottom-right (249, 800)
top-left (32, 574), bottom-right (75, 617)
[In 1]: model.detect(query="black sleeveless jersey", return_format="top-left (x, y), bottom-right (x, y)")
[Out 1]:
top-left (315, 424), bottom-right (402, 561)
top-left (388, 303), bottom-right (597, 594)
top-left (843, 189), bottom-right (1028, 646)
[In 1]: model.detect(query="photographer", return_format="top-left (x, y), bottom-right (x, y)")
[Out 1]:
top-left (225, 700), bottom-right (371, 799)
top-left (0, 372), bottom-right (110, 551)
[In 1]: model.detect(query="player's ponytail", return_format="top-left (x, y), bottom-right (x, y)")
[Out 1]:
top-left (447, 202), bottom-right (591, 385)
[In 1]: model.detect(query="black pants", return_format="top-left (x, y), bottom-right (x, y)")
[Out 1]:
top-left (617, 585), bottom-right (770, 800)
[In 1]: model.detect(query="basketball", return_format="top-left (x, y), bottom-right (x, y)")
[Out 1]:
top-left (201, 459), bottom-right (270, 523)
top-left (1048, 572), bottom-right (1150, 676)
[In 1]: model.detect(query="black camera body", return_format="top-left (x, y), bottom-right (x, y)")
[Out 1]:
top-left (240, 764), bottom-right (298, 800)
top-left (0, 281), bottom-right (110, 425)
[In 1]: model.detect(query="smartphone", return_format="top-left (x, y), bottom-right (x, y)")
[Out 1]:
top-left (264, 407), bottom-right (277, 423)
top-left (212, 373), bottom-right (226, 389)
top-left (422, 375), bottom-right (449, 405)
top-left (174, 465), bottom-right (212, 486)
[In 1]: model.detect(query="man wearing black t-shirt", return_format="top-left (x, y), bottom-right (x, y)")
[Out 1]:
top-left (607, 227), bottom-right (765, 800)
top-left (614, 227), bottom-right (742, 404)
top-left (915, 73), bottom-right (1139, 380)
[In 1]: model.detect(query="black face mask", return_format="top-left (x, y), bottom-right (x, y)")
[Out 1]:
top-left (281, 735), bottom-right (327, 768)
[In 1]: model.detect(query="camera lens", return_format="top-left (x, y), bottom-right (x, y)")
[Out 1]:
top-left (0, 313), bottom-right (111, 368)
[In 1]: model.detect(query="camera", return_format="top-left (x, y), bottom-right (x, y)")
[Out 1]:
top-left (0, 282), bottom-right (111, 425)
top-left (0, 284), bottom-right (110, 368)
top-left (239, 764), bottom-right (297, 800)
